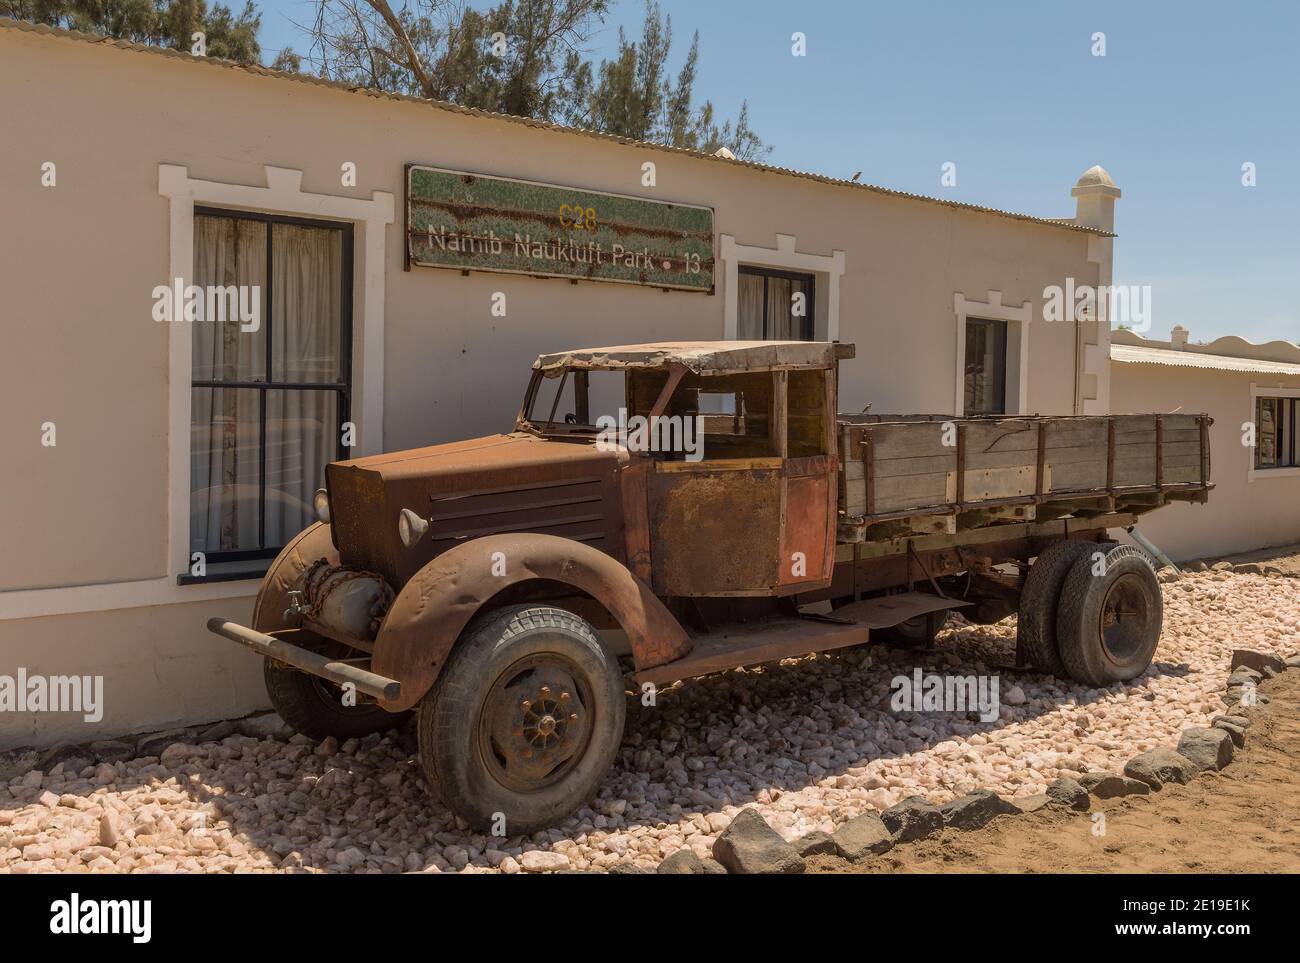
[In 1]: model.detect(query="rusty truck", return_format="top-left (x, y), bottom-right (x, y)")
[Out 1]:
top-left (208, 341), bottom-right (1212, 831)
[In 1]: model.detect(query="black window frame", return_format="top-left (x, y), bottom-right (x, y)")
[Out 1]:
top-left (184, 206), bottom-right (355, 582)
top-left (964, 317), bottom-right (1008, 416)
top-left (1254, 395), bottom-right (1299, 470)
top-left (738, 265), bottom-right (816, 341)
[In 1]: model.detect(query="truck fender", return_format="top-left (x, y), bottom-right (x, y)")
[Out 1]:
top-left (252, 522), bottom-right (339, 633)
top-left (371, 532), bottom-right (692, 712)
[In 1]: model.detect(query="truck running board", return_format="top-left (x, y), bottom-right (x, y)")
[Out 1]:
top-left (633, 592), bottom-right (966, 687)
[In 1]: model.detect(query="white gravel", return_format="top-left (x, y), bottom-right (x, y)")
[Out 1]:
top-left (2, 570), bottom-right (1296, 873)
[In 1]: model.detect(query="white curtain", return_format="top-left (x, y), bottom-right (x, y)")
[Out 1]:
top-left (190, 217), bottom-right (266, 554)
top-left (266, 225), bottom-right (343, 546)
top-left (737, 272), bottom-right (764, 339)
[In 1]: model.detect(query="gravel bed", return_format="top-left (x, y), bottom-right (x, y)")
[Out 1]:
top-left (1, 570), bottom-right (1296, 873)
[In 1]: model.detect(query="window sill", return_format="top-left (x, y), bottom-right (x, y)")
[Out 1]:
top-left (176, 562), bottom-right (271, 586)
top-left (1248, 465), bottom-right (1300, 482)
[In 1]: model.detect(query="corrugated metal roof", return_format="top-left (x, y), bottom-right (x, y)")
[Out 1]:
top-left (1111, 343), bottom-right (1300, 377)
top-left (0, 17), bottom-right (1114, 238)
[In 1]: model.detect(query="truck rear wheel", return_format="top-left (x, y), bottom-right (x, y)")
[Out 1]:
top-left (418, 604), bottom-right (625, 834)
top-left (264, 654), bottom-right (408, 741)
top-left (1017, 539), bottom-right (1094, 676)
top-left (1056, 544), bottom-right (1163, 686)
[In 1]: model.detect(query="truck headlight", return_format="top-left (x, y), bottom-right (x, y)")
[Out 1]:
top-left (398, 508), bottom-right (429, 549)
top-left (313, 488), bottom-right (331, 524)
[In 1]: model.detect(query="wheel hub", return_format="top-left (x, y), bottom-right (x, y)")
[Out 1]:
top-left (481, 656), bottom-right (593, 793)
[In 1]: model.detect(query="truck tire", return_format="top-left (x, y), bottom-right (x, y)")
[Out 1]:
top-left (1017, 539), bottom-right (1094, 676)
top-left (1056, 544), bottom-right (1163, 687)
top-left (418, 604), bottom-right (626, 834)
top-left (879, 609), bottom-right (950, 648)
top-left (264, 656), bottom-right (409, 741)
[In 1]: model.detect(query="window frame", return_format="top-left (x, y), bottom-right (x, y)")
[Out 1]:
top-left (187, 206), bottom-right (355, 576)
top-left (963, 316), bottom-right (1009, 416)
top-left (1252, 391), bottom-right (1300, 474)
top-left (737, 265), bottom-right (816, 341)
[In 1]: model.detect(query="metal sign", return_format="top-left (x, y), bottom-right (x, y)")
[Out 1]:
top-left (406, 165), bottom-right (714, 292)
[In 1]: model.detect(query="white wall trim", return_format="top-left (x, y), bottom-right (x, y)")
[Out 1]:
top-left (719, 234), bottom-right (845, 341)
top-left (953, 290), bottom-right (1033, 417)
top-left (0, 166), bottom-right (393, 622)
top-left (1248, 382), bottom-right (1300, 482)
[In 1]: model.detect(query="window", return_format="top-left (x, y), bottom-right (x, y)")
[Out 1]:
top-left (737, 266), bottom-right (815, 341)
top-left (1255, 396), bottom-right (1298, 469)
top-left (964, 317), bottom-right (1007, 415)
top-left (190, 209), bottom-right (352, 573)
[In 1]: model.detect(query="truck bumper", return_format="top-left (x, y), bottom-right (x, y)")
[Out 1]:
top-left (206, 617), bottom-right (402, 703)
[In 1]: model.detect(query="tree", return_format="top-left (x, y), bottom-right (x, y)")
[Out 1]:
top-left (296, 0), bottom-right (771, 159)
top-left (2, 0), bottom-right (262, 63)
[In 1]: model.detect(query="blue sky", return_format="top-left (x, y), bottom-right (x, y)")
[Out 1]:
top-left (254, 0), bottom-right (1300, 346)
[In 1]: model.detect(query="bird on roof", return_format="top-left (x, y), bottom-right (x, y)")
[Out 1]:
top-left (851, 171), bottom-right (862, 182)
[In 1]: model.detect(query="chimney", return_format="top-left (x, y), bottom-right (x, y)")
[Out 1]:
top-left (1072, 165), bottom-right (1121, 233)
top-left (1170, 325), bottom-right (1189, 350)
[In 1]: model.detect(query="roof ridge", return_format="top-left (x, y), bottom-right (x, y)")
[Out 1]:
top-left (1, 17), bottom-right (1115, 238)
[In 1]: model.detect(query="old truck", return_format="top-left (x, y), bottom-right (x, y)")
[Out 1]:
top-left (208, 341), bottom-right (1212, 832)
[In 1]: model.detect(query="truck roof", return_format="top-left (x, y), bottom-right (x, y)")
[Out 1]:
top-left (533, 340), bottom-right (855, 375)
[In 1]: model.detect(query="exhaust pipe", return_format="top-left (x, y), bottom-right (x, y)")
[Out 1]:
top-left (1125, 526), bottom-right (1179, 573)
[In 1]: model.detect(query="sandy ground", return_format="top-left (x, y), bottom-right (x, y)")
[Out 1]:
top-left (810, 667), bottom-right (1300, 873)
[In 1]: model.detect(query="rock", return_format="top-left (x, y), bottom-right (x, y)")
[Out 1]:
top-left (1233, 563), bottom-right (1265, 575)
top-left (1210, 713), bottom-right (1251, 729)
top-left (98, 813), bottom-right (120, 848)
top-left (1285, 656), bottom-right (1300, 670)
top-left (940, 789), bottom-right (1019, 829)
top-left (656, 850), bottom-right (704, 874)
top-left (136, 729), bottom-right (192, 758)
top-left (1176, 728), bottom-right (1234, 772)
top-left (832, 812), bottom-right (894, 860)
top-left (499, 856), bottom-right (520, 875)
top-left (38, 790), bottom-right (60, 808)
top-left (197, 720), bottom-right (237, 743)
top-left (792, 830), bottom-right (838, 858)
top-left (1124, 748), bottom-right (1195, 790)
top-left (238, 713), bottom-right (295, 741)
top-left (1186, 560), bottom-right (1208, 572)
top-left (1211, 561), bottom-right (1234, 571)
top-left (881, 796), bottom-right (944, 842)
top-left (1230, 649), bottom-right (1286, 674)
top-left (1011, 794), bottom-right (1049, 814)
top-left (1045, 778), bottom-right (1090, 811)
top-left (519, 850), bottom-right (571, 873)
top-left (712, 808), bottom-right (805, 875)
top-left (1079, 772), bottom-right (1151, 798)
top-left (608, 863), bottom-right (652, 875)
top-left (1227, 666), bottom-right (1263, 687)
top-left (159, 743), bottom-right (197, 767)
top-left (700, 858), bottom-right (728, 875)
top-left (1213, 719), bottom-right (1246, 748)
top-left (88, 740), bottom-right (135, 763)
top-left (1156, 566), bottom-right (1180, 583)
top-left (1004, 686), bottom-right (1027, 706)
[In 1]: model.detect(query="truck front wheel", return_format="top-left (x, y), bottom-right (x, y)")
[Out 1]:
top-left (1055, 544), bottom-right (1163, 686)
top-left (418, 604), bottom-right (626, 834)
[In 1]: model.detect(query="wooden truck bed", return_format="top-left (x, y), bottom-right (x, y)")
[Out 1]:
top-left (837, 413), bottom-right (1212, 543)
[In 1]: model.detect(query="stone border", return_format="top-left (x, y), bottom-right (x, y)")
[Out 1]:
top-left (651, 646), bottom-right (1299, 874)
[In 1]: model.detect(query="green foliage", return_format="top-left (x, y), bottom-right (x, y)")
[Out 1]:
top-left (2, 0), bottom-right (262, 63)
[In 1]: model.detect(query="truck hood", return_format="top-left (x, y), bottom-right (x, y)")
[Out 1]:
top-left (326, 433), bottom-right (626, 586)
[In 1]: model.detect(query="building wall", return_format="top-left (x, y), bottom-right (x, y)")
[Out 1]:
top-left (0, 27), bottom-right (1102, 747)
top-left (1111, 364), bottom-right (1300, 560)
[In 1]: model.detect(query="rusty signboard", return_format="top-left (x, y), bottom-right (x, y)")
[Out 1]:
top-left (405, 165), bottom-right (714, 291)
